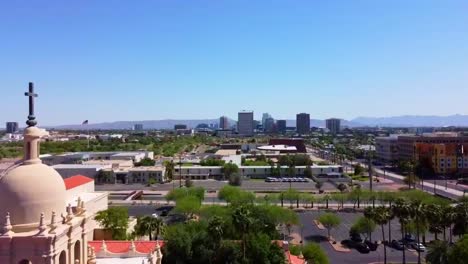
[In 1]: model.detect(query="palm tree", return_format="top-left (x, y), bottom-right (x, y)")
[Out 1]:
top-left (208, 216), bottom-right (224, 262)
top-left (453, 201), bottom-right (468, 239)
top-left (134, 216), bottom-right (164, 241)
top-left (153, 217), bottom-right (165, 240)
top-left (232, 205), bottom-right (253, 261)
top-left (409, 200), bottom-right (426, 264)
top-left (426, 240), bottom-right (450, 264)
top-left (373, 206), bottom-right (391, 264)
top-left (165, 160), bottom-right (175, 182)
top-left (364, 207), bottom-right (376, 242)
top-left (425, 204), bottom-right (444, 241)
top-left (392, 198), bottom-right (411, 264)
top-left (442, 205), bottom-right (455, 243)
top-left (315, 181), bottom-right (323, 193)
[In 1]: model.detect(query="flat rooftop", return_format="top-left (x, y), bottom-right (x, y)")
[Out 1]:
top-left (52, 164), bottom-right (107, 169)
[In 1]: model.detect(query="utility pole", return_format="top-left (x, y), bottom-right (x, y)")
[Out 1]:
top-left (179, 153), bottom-right (182, 188)
top-left (368, 151), bottom-right (373, 192)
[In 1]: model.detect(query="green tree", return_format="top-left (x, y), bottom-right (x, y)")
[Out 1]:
top-left (353, 164), bottom-right (364, 176)
top-left (318, 213), bottom-right (341, 240)
top-left (372, 206), bottom-right (391, 264)
top-left (96, 170), bottom-right (113, 184)
top-left (302, 243), bottom-right (330, 264)
top-left (350, 216), bottom-right (376, 241)
top-left (134, 157), bottom-right (156, 166)
top-left (133, 216), bottom-right (165, 240)
top-left (174, 196), bottom-right (201, 219)
top-left (453, 201), bottom-right (468, 238)
top-left (447, 235), bottom-right (468, 264)
top-left (164, 160), bottom-right (175, 182)
top-left (228, 173), bottom-right (242, 186)
top-left (222, 162), bottom-right (239, 180)
top-left (245, 233), bottom-right (286, 264)
top-left (425, 204), bottom-right (444, 241)
top-left (409, 200), bottom-right (426, 264)
top-left (392, 198), bottom-right (411, 264)
top-left (315, 181), bottom-right (323, 193)
top-left (95, 207), bottom-right (129, 240)
top-left (185, 178), bottom-right (193, 188)
top-left (304, 165), bottom-right (313, 178)
top-left (232, 205), bottom-right (253, 260)
top-left (426, 240), bottom-right (450, 264)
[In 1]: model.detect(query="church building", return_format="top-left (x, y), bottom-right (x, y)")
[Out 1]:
top-left (0, 83), bottom-right (162, 264)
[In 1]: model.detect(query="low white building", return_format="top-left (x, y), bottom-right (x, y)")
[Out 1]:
top-left (52, 164), bottom-right (110, 179)
top-left (172, 165), bottom-right (345, 180)
top-left (127, 166), bottom-right (166, 184)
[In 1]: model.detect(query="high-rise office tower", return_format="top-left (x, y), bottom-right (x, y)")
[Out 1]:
top-left (133, 124), bottom-right (144, 131)
top-left (262, 113), bottom-right (272, 129)
top-left (238, 111), bottom-right (254, 136)
top-left (326, 118), bottom-right (341, 134)
top-left (5, 122), bottom-right (19, 133)
top-left (264, 117), bottom-right (275, 133)
top-left (276, 120), bottom-right (287, 134)
top-left (219, 116), bottom-right (229, 130)
top-left (296, 113), bottom-right (310, 134)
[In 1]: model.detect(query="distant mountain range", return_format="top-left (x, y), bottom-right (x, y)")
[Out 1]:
top-left (50, 115), bottom-right (468, 130)
top-left (352, 115), bottom-right (468, 127)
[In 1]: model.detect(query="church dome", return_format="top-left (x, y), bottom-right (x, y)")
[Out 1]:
top-left (0, 163), bottom-right (66, 230)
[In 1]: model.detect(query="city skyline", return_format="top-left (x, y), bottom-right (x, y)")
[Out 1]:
top-left (1, 1), bottom-right (468, 125)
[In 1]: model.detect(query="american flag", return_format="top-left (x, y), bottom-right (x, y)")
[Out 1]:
top-left (82, 120), bottom-right (89, 125)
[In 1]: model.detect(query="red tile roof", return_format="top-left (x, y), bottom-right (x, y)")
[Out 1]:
top-left (64, 175), bottom-right (94, 190)
top-left (88, 241), bottom-right (164, 254)
top-left (287, 251), bottom-right (306, 264)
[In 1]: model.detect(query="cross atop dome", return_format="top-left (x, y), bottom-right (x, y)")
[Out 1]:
top-left (24, 82), bottom-right (38, 127)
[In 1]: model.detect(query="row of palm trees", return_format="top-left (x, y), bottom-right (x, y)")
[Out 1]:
top-left (363, 198), bottom-right (468, 264)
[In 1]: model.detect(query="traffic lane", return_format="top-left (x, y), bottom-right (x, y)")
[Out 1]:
top-left (97, 180), bottom-right (338, 192)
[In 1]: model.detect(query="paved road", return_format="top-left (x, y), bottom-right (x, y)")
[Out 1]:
top-left (97, 179), bottom-right (338, 192)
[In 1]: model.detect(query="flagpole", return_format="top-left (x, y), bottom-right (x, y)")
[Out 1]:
top-left (87, 123), bottom-right (90, 149)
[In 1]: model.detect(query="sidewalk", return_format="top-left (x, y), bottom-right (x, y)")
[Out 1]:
top-left (374, 167), bottom-right (464, 197)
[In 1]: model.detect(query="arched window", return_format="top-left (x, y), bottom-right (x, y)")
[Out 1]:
top-left (74, 240), bottom-right (82, 263)
top-left (18, 260), bottom-right (32, 264)
top-left (59, 251), bottom-right (67, 264)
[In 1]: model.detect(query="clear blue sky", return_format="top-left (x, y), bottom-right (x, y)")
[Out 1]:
top-left (1, 0), bottom-right (468, 126)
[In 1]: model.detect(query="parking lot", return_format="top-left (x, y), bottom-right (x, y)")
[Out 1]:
top-left (299, 211), bottom-right (426, 264)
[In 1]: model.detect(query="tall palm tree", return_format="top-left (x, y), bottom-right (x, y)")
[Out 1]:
top-left (153, 217), bottom-right (165, 240)
top-left (425, 204), bottom-right (444, 241)
top-left (208, 216), bottom-right (224, 263)
top-left (409, 200), bottom-right (426, 264)
top-left (392, 198), bottom-right (411, 264)
top-left (373, 206), bottom-right (391, 264)
top-left (232, 205), bottom-right (253, 261)
top-left (453, 201), bottom-right (468, 239)
top-left (364, 207), bottom-right (376, 242)
top-left (442, 205), bottom-right (455, 243)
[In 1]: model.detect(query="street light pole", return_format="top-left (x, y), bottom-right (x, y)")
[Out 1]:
top-left (179, 153), bottom-right (182, 188)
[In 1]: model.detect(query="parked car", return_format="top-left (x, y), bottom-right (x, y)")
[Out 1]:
top-left (160, 209), bottom-right (169, 217)
top-left (411, 242), bottom-right (426, 252)
top-left (364, 240), bottom-right (378, 251)
top-left (341, 240), bottom-right (370, 254)
top-left (355, 242), bottom-right (371, 254)
top-left (404, 234), bottom-right (416, 242)
top-left (391, 240), bottom-right (405, 250)
top-left (350, 233), bottom-right (362, 242)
